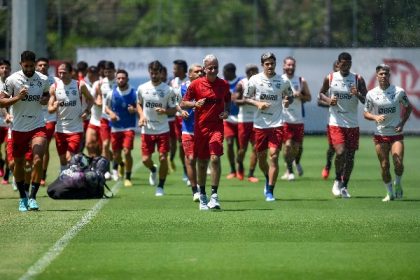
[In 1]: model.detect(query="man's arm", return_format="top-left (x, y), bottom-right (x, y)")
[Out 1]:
top-left (47, 85), bottom-right (58, 113)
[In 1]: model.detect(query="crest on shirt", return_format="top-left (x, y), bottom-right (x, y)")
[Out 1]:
top-left (72, 89), bottom-right (77, 96)
top-left (157, 90), bottom-right (165, 98)
top-left (275, 83), bottom-right (282, 89)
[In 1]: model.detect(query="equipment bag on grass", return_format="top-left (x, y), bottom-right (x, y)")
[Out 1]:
top-left (47, 153), bottom-right (113, 199)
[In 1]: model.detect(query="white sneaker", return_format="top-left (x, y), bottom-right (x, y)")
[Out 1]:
top-left (111, 169), bottom-right (119, 181)
top-left (382, 193), bottom-right (394, 202)
top-left (281, 171), bottom-right (289, 180)
top-left (207, 193), bottom-right (221, 210)
top-left (104, 171), bottom-right (111, 181)
top-left (149, 164), bottom-right (157, 186)
top-left (287, 173), bottom-right (295, 181)
top-left (193, 192), bottom-right (200, 202)
top-left (199, 194), bottom-right (209, 210)
top-left (341, 187), bottom-right (351, 198)
top-left (332, 180), bottom-right (342, 197)
top-left (155, 187), bottom-right (164, 196)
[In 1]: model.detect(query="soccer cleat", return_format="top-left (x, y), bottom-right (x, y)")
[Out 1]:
top-left (18, 198), bottom-right (29, 212)
top-left (149, 164), bottom-right (157, 186)
top-left (265, 192), bottom-right (276, 202)
top-left (247, 176), bottom-right (259, 183)
top-left (111, 169), bottom-right (119, 181)
top-left (332, 180), bottom-right (342, 197)
top-left (155, 187), bottom-right (164, 197)
top-left (340, 187), bottom-right (351, 199)
top-left (207, 193), bottom-right (221, 210)
top-left (295, 163), bottom-right (304, 177)
top-left (236, 171), bottom-right (244, 181)
top-left (394, 183), bottom-right (403, 199)
top-left (382, 193), bottom-right (395, 202)
top-left (193, 192), bottom-right (200, 202)
top-left (322, 167), bottom-right (330, 180)
top-left (1, 179), bottom-right (8, 185)
top-left (124, 179), bottom-right (133, 187)
top-left (287, 173), bottom-right (295, 181)
top-left (199, 194), bottom-right (209, 210)
top-left (281, 171), bottom-right (289, 180)
top-left (226, 172), bottom-right (236, 179)
top-left (104, 171), bottom-right (112, 180)
top-left (28, 198), bottom-right (39, 211)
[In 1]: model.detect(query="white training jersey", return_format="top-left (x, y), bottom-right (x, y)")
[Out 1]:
top-left (282, 74), bottom-right (304, 124)
top-left (89, 80), bottom-right (102, 127)
top-left (244, 72), bottom-right (292, 129)
top-left (237, 77), bottom-right (255, 123)
top-left (365, 85), bottom-right (410, 136)
top-left (54, 79), bottom-right (83, 133)
top-left (328, 71), bottom-right (360, 128)
top-left (43, 75), bottom-right (58, 123)
top-left (2, 70), bottom-right (49, 132)
top-left (137, 81), bottom-right (176, 135)
top-left (169, 76), bottom-right (187, 120)
top-left (99, 77), bottom-right (115, 120)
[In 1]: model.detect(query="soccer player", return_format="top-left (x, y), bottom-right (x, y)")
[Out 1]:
top-left (244, 52), bottom-right (293, 202)
top-left (0, 58), bottom-right (11, 183)
top-left (35, 57), bottom-right (57, 186)
top-left (105, 69), bottom-right (137, 187)
top-left (222, 63), bottom-right (242, 179)
top-left (180, 63), bottom-right (203, 202)
top-left (280, 56), bottom-right (311, 181)
top-left (318, 52), bottom-right (367, 198)
top-left (234, 64), bottom-right (259, 183)
top-left (0, 50), bottom-right (50, 211)
top-left (318, 60), bottom-right (339, 180)
top-left (181, 54), bottom-right (230, 210)
top-left (48, 62), bottom-right (93, 170)
top-left (137, 60), bottom-right (177, 196)
top-left (363, 64), bottom-right (412, 201)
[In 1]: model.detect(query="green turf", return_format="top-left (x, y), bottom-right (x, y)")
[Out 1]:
top-left (0, 136), bottom-right (419, 280)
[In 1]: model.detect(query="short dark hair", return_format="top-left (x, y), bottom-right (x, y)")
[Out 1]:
top-left (223, 63), bottom-right (236, 72)
top-left (376, 63), bottom-right (391, 73)
top-left (0, 58), bottom-right (11, 66)
top-left (36, 57), bottom-right (49, 64)
top-left (116, 69), bottom-right (129, 78)
top-left (87, 66), bottom-right (98, 73)
top-left (60, 62), bottom-right (73, 73)
top-left (261, 52), bottom-right (276, 64)
top-left (338, 52), bottom-right (352, 62)
top-left (104, 61), bottom-right (115, 70)
top-left (173, 59), bottom-right (188, 73)
top-left (77, 61), bottom-right (89, 72)
top-left (148, 60), bottom-right (163, 72)
top-left (97, 60), bottom-right (106, 69)
top-left (21, 50), bottom-right (36, 62)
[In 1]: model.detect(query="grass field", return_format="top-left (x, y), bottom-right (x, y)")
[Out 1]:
top-left (0, 135), bottom-right (419, 280)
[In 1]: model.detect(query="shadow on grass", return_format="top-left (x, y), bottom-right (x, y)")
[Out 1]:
top-left (43, 208), bottom-right (91, 212)
top-left (222, 208), bottom-right (274, 212)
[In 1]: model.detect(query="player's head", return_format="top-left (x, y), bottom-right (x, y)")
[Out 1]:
top-left (76, 61), bottom-right (89, 77)
top-left (188, 63), bottom-right (203, 81)
top-left (245, 64), bottom-right (258, 79)
top-left (87, 65), bottom-right (99, 82)
top-left (20, 50), bottom-right (36, 77)
top-left (116, 69), bottom-right (129, 88)
top-left (223, 63), bottom-right (236, 81)
top-left (35, 57), bottom-right (49, 75)
top-left (173, 59), bottom-right (188, 78)
top-left (261, 52), bottom-right (276, 77)
top-left (0, 58), bottom-right (11, 80)
top-left (97, 60), bottom-right (106, 77)
top-left (375, 63), bottom-right (391, 85)
top-left (57, 62), bottom-right (73, 82)
top-left (103, 61), bottom-right (116, 80)
top-left (203, 54), bottom-right (218, 81)
top-left (148, 60), bottom-right (163, 84)
top-left (283, 56), bottom-right (296, 76)
top-left (376, 63), bottom-right (390, 74)
top-left (337, 52), bottom-right (352, 75)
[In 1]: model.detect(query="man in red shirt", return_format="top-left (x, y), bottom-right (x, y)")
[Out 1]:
top-left (181, 54), bottom-right (230, 210)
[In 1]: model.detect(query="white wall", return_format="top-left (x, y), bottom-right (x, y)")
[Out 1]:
top-left (77, 47), bottom-right (420, 133)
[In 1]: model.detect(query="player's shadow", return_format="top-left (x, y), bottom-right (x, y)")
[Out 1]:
top-left (221, 208), bottom-right (274, 212)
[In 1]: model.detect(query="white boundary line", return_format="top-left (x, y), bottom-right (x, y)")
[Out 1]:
top-left (19, 163), bottom-right (142, 280)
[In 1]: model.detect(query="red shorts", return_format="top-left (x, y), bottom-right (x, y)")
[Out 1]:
top-left (12, 127), bottom-right (46, 158)
top-left (194, 128), bottom-right (224, 160)
top-left (7, 138), bottom-right (32, 162)
top-left (45, 121), bottom-right (56, 141)
top-left (55, 132), bottom-right (83, 156)
top-left (282, 123), bottom-right (304, 143)
top-left (253, 127), bottom-right (283, 152)
top-left (100, 118), bottom-right (111, 141)
top-left (0, 126), bottom-right (8, 144)
top-left (83, 119), bottom-right (90, 133)
top-left (328, 125), bottom-right (359, 150)
top-left (141, 133), bottom-right (170, 156)
top-left (181, 134), bottom-right (195, 158)
top-left (224, 121), bottom-right (238, 139)
top-left (111, 130), bottom-right (135, 151)
top-left (238, 122), bottom-right (254, 149)
top-left (169, 117), bottom-right (182, 141)
top-left (373, 134), bottom-right (404, 144)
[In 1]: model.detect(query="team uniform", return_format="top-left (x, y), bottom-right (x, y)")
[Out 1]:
top-left (169, 77), bottom-right (187, 141)
top-left (99, 77), bottom-right (115, 143)
top-left (281, 74), bottom-right (305, 143)
top-left (183, 76), bottom-right (230, 159)
top-left (137, 81), bottom-right (176, 156)
top-left (2, 70), bottom-right (49, 158)
top-left (237, 77), bottom-right (256, 150)
top-left (53, 79), bottom-right (84, 158)
top-left (224, 77), bottom-right (241, 139)
top-left (43, 76), bottom-right (58, 141)
top-left (180, 81), bottom-right (195, 158)
top-left (365, 85), bottom-right (410, 143)
top-left (327, 71), bottom-right (360, 149)
top-left (88, 80), bottom-right (103, 147)
top-left (244, 72), bottom-right (292, 153)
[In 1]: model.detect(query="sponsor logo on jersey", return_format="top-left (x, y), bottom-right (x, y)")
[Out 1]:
top-left (59, 100), bottom-right (77, 107)
top-left (145, 101), bottom-right (163, 108)
top-left (378, 106), bottom-right (396, 114)
top-left (260, 94), bottom-right (278, 101)
top-left (21, 94), bottom-right (41, 102)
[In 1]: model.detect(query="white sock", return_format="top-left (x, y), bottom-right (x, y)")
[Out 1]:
top-left (385, 181), bottom-right (393, 194)
top-left (395, 175), bottom-right (401, 185)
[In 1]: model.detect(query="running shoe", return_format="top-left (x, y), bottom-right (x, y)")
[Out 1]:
top-left (322, 167), bottom-right (330, 180)
top-left (295, 163), bottom-right (304, 177)
top-left (28, 198), bottom-right (39, 210)
top-left (18, 198), bottom-right (28, 212)
top-left (247, 176), bottom-right (259, 183)
top-left (226, 172), bottom-right (236, 179)
top-left (382, 192), bottom-right (395, 202)
top-left (207, 193), bottom-right (221, 210)
top-left (155, 187), bottom-right (164, 197)
top-left (193, 192), bottom-right (200, 202)
top-left (124, 179), bottom-right (133, 187)
top-left (340, 187), bottom-right (351, 199)
top-left (112, 169), bottom-right (119, 181)
top-left (199, 194), bottom-right (209, 210)
top-left (236, 171), bottom-right (244, 181)
top-left (394, 183), bottom-right (403, 199)
top-left (332, 180), bottom-right (342, 197)
top-left (149, 164), bottom-right (157, 186)
top-left (265, 192), bottom-right (276, 202)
